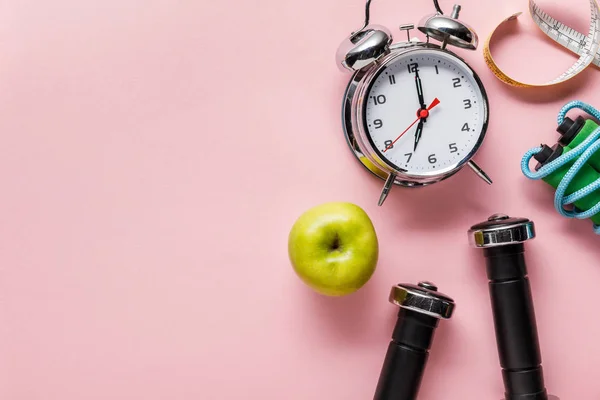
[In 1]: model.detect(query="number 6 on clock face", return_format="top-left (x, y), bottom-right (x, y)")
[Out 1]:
top-left (362, 48), bottom-right (488, 177)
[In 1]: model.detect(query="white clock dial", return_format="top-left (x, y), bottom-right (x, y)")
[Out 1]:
top-left (363, 48), bottom-right (487, 176)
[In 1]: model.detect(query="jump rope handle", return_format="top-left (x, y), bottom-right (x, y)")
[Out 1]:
top-left (521, 100), bottom-right (600, 234)
top-left (374, 282), bottom-right (454, 400)
top-left (469, 215), bottom-right (552, 400)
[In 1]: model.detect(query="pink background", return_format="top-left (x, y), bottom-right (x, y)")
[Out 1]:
top-left (2, 0), bottom-right (600, 398)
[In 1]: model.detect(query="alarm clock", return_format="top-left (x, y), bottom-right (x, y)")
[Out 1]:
top-left (337, 1), bottom-right (491, 206)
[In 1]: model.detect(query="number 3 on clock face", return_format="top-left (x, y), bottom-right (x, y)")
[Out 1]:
top-left (363, 48), bottom-right (488, 177)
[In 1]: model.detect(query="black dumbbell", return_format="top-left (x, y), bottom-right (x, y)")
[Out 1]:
top-left (374, 281), bottom-right (455, 400)
top-left (468, 214), bottom-right (557, 400)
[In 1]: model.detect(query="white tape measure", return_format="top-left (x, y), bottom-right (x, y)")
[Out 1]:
top-left (484, 0), bottom-right (600, 87)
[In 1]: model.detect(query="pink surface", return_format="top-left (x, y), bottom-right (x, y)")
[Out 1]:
top-left (2, 0), bottom-right (600, 398)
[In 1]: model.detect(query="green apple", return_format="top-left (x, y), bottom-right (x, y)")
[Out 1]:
top-left (288, 202), bottom-right (379, 296)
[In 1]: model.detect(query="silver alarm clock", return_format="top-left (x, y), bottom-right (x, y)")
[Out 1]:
top-left (337, 0), bottom-right (491, 206)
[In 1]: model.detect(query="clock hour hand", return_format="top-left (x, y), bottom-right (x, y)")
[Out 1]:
top-left (413, 119), bottom-right (424, 151)
top-left (383, 98), bottom-right (440, 153)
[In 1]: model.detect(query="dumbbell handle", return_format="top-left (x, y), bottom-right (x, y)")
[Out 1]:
top-left (374, 309), bottom-right (438, 400)
top-left (484, 244), bottom-right (548, 400)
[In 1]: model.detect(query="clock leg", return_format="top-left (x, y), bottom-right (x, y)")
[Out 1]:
top-left (467, 160), bottom-right (493, 185)
top-left (378, 173), bottom-right (396, 206)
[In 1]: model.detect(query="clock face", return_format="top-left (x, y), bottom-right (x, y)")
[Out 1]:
top-left (363, 48), bottom-right (487, 177)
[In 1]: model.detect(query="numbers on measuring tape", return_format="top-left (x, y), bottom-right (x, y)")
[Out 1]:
top-left (484, 0), bottom-right (600, 87)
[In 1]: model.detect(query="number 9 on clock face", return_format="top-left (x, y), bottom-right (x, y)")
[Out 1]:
top-left (363, 48), bottom-right (488, 177)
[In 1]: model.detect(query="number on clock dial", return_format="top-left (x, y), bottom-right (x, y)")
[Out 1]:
top-left (364, 50), bottom-right (486, 174)
top-left (372, 95), bottom-right (386, 105)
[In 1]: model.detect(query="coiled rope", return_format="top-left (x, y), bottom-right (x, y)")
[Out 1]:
top-left (521, 101), bottom-right (600, 234)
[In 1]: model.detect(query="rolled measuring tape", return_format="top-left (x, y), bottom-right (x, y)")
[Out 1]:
top-left (484, 0), bottom-right (600, 87)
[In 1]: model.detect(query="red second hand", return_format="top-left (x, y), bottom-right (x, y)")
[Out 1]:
top-left (383, 98), bottom-right (441, 153)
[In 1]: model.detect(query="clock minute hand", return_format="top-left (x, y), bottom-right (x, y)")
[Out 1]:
top-left (415, 69), bottom-right (426, 109)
